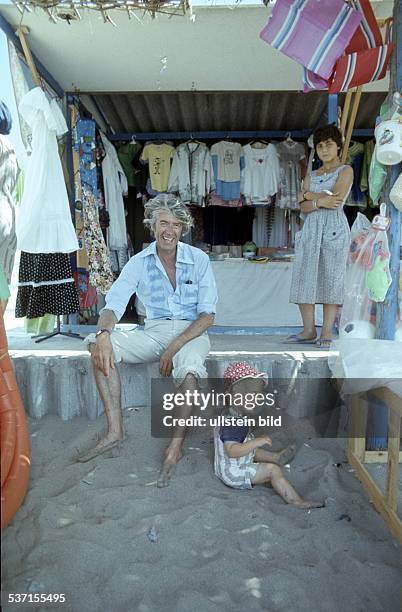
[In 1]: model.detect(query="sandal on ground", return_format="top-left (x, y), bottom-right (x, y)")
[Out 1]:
top-left (315, 338), bottom-right (332, 348)
top-left (286, 334), bottom-right (317, 344)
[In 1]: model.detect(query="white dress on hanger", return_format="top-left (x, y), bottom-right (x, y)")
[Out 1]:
top-left (100, 133), bottom-right (128, 250)
top-left (16, 87), bottom-right (79, 254)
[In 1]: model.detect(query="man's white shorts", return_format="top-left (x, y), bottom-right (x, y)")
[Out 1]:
top-left (84, 319), bottom-right (210, 385)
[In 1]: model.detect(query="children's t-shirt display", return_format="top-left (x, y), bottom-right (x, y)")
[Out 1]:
top-left (210, 141), bottom-right (244, 202)
top-left (140, 143), bottom-right (175, 192)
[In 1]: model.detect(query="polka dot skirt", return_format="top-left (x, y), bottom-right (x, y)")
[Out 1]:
top-left (16, 252), bottom-right (80, 319)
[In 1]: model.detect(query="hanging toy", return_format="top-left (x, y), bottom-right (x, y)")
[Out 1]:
top-left (367, 255), bottom-right (392, 301)
top-left (366, 204), bottom-right (392, 302)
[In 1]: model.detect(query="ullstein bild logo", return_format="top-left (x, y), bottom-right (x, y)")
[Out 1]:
top-left (161, 413), bottom-right (282, 428)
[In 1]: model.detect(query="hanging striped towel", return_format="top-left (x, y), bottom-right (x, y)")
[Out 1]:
top-left (259, 0), bottom-right (362, 80)
top-left (303, 0), bottom-right (393, 93)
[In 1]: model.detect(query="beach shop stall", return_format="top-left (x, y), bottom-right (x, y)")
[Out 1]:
top-left (1, 0), bottom-right (402, 598)
top-left (0, 0), bottom-right (398, 332)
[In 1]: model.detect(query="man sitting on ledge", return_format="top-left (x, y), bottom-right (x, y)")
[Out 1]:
top-left (81, 193), bottom-right (218, 487)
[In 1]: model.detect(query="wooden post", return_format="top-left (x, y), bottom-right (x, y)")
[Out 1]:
top-left (340, 89), bottom-right (353, 135)
top-left (341, 86), bottom-right (363, 163)
top-left (17, 27), bottom-right (41, 88)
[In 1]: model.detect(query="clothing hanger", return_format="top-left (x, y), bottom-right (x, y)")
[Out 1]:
top-left (249, 139), bottom-right (269, 149)
top-left (185, 133), bottom-right (203, 146)
top-left (284, 132), bottom-right (296, 146)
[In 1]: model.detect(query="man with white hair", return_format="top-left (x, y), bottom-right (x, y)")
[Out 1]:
top-left (81, 194), bottom-right (218, 487)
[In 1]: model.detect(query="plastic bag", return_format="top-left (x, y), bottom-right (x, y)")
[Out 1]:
top-left (340, 207), bottom-right (392, 340)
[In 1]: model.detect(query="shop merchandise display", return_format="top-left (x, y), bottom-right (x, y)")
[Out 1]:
top-left (140, 142), bottom-right (175, 193)
top-left (340, 208), bottom-right (393, 340)
top-left (168, 141), bottom-right (215, 206)
top-left (16, 88), bottom-right (78, 254)
top-left (100, 133), bottom-right (128, 250)
top-left (15, 88), bottom-right (79, 321)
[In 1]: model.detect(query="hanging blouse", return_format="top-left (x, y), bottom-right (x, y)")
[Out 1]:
top-left (168, 142), bottom-right (215, 207)
top-left (241, 143), bottom-right (280, 206)
top-left (16, 87), bottom-right (79, 254)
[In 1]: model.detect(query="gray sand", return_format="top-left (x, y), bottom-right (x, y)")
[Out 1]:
top-left (2, 409), bottom-right (401, 612)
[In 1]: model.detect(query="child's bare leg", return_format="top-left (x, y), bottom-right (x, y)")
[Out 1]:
top-left (254, 444), bottom-right (296, 466)
top-left (251, 463), bottom-right (324, 508)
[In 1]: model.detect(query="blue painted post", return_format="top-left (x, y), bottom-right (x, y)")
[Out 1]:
top-left (327, 94), bottom-right (338, 125)
top-left (66, 98), bottom-right (75, 211)
top-left (369, 0), bottom-right (402, 450)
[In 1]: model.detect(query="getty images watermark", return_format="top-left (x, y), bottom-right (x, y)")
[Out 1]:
top-left (159, 387), bottom-right (282, 429)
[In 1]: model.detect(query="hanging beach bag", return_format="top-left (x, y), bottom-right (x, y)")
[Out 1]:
top-left (303, 0), bottom-right (390, 93)
top-left (390, 172), bottom-right (402, 211)
top-left (259, 0), bottom-right (362, 80)
top-left (328, 43), bottom-right (394, 93)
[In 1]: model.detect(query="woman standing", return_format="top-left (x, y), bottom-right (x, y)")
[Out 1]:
top-left (289, 124), bottom-right (353, 348)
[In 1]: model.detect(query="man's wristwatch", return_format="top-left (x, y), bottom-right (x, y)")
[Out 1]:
top-left (96, 328), bottom-right (111, 339)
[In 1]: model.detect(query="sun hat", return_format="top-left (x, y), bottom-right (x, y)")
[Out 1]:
top-left (223, 362), bottom-right (268, 392)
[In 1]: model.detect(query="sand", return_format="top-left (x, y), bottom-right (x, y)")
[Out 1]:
top-left (2, 408), bottom-right (401, 612)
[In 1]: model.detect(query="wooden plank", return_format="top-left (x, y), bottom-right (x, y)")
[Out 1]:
top-left (364, 451), bottom-right (402, 463)
top-left (347, 394), bottom-right (367, 462)
top-left (348, 449), bottom-right (402, 544)
top-left (386, 397), bottom-right (401, 510)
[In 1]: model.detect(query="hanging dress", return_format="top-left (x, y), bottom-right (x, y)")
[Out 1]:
top-left (16, 87), bottom-right (78, 253)
top-left (290, 165), bottom-right (351, 305)
top-left (15, 88), bottom-right (79, 319)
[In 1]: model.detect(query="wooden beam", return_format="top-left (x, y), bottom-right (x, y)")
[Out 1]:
top-left (348, 449), bottom-right (402, 544)
top-left (17, 27), bottom-right (41, 88)
top-left (347, 393), bottom-right (367, 462)
top-left (386, 404), bottom-right (401, 511)
top-left (364, 451), bottom-right (402, 464)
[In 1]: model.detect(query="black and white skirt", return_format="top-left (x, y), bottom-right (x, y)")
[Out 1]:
top-left (16, 252), bottom-right (80, 319)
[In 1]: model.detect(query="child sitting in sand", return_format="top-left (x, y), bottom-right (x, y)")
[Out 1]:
top-left (214, 362), bottom-right (324, 509)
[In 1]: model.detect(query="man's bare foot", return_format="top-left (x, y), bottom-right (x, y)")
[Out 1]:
top-left (292, 499), bottom-right (326, 509)
top-left (157, 449), bottom-right (183, 488)
top-left (77, 433), bottom-right (124, 463)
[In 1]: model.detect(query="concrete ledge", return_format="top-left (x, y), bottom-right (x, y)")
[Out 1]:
top-left (9, 332), bottom-right (336, 421)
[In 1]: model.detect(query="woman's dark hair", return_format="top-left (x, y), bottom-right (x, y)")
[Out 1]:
top-left (313, 123), bottom-right (343, 154)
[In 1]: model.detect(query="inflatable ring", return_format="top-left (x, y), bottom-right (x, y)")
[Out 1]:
top-left (0, 312), bottom-right (31, 529)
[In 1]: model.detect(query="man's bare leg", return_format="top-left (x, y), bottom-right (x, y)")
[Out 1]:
top-left (78, 345), bottom-right (124, 462)
top-left (254, 444), bottom-right (297, 466)
top-left (252, 463), bottom-right (324, 508)
top-left (157, 373), bottom-right (197, 487)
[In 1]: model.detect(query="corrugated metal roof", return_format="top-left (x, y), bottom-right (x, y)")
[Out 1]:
top-left (88, 91), bottom-right (386, 134)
